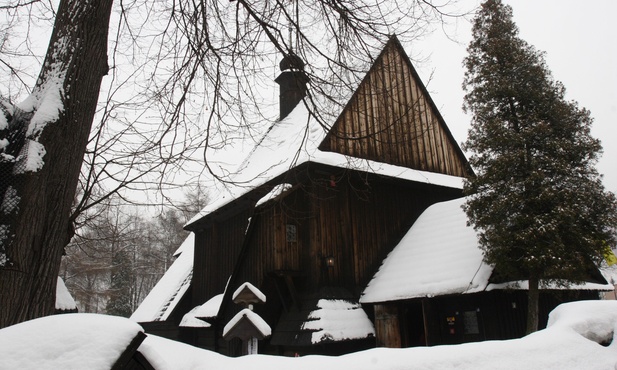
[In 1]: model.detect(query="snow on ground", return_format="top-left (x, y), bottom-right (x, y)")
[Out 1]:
top-left (0, 313), bottom-right (142, 370)
top-left (140, 300), bottom-right (617, 370)
top-left (2, 300), bottom-right (616, 369)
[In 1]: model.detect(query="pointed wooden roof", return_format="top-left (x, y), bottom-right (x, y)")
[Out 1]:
top-left (319, 35), bottom-right (472, 178)
top-left (186, 36), bottom-right (469, 231)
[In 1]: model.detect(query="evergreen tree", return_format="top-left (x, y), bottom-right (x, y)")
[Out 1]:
top-left (106, 249), bottom-right (133, 317)
top-left (462, 0), bottom-right (617, 334)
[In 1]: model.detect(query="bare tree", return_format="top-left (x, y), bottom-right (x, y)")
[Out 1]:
top-left (0, 0), bottom-right (114, 327)
top-left (0, 0), bottom-right (463, 327)
top-left (61, 196), bottom-right (187, 315)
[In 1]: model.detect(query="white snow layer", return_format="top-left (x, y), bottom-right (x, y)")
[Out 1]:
top-left (55, 276), bottom-right (77, 311)
top-left (11, 40), bottom-right (67, 175)
top-left (186, 104), bottom-right (321, 226)
top-left (14, 139), bottom-right (46, 173)
top-left (222, 308), bottom-right (272, 338)
top-left (255, 183), bottom-right (293, 207)
top-left (361, 197), bottom-right (612, 304)
top-left (362, 197), bottom-right (491, 303)
top-left (232, 281), bottom-right (267, 303)
top-left (130, 233), bottom-right (195, 322)
top-left (139, 300), bottom-right (617, 370)
top-left (179, 307), bottom-right (211, 328)
top-left (3, 302), bottom-right (617, 369)
top-left (186, 103), bottom-right (463, 228)
top-left (0, 99), bottom-right (13, 130)
top-left (0, 313), bottom-right (142, 370)
top-left (302, 299), bottom-right (375, 344)
top-left (179, 294), bottom-right (224, 328)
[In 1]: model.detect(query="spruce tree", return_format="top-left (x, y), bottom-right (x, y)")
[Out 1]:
top-left (462, 0), bottom-right (617, 333)
top-left (106, 249), bottom-right (133, 317)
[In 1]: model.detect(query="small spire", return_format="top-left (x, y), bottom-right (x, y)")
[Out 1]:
top-left (275, 53), bottom-right (309, 120)
top-left (279, 53), bottom-right (305, 71)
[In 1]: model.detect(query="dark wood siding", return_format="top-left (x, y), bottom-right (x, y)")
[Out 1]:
top-left (305, 168), bottom-right (461, 293)
top-left (319, 38), bottom-right (471, 178)
top-left (391, 290), bottom-right (602, 347)
top-left (192, 208), bottom-right (252, 305)
top-left (193, 164), bottom-right (462, 354)
top-left (222, 165), bottom-right (461, 300)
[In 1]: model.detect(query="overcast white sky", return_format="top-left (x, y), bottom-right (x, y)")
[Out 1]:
top-left (408, 0), bottom-right (617, 194)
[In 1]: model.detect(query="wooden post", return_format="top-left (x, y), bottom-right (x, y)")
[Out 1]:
top-left (374, 303), bottom-right (402, 348)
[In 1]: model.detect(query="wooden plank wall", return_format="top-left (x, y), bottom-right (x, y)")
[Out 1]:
top-left (306, 170), bottom-right (462, 293)
top-left (374, 304), bottom-right (402, 348)
top-left (192, 208), bottom-right (252, 305)
top-left (222, 169), bottom-right (461, 298)
top-left (227, 188), bottom-right (309, 289)
top-left (320, 42), bottom-right (470, 178)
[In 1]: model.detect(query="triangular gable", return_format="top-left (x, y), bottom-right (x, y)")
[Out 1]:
top-left (186, 37), bottom-right (470, 230)
top-left (319, 35), bottom-right (472, 178)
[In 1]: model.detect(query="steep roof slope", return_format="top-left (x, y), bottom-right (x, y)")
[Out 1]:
top-left (55, 276), bottom-right (77, 312)
top-left (361, 197), bottom-right (613, 304)
top-left (361, 197), bottom-right (491, 303)
top-left (130, 233), bottom-right (194, 322)
top-left (186, 35), bottom-right (467, 230)
top-left (319, 36), bottom-right (471, 177)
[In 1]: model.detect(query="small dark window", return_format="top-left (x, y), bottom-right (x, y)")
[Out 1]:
top-left (286, 224), bottom-right (297, 242)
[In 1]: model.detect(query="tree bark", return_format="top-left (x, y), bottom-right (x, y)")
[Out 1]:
top-left (0, 0), bottom-right (114, 328)
top-left (526, 271), bottom-right (540, 334)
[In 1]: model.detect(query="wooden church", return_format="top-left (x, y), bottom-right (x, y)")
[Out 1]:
top-left (131, 36), bottom-right (609, 356)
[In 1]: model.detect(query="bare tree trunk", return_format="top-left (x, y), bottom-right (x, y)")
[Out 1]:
top-left (0, 0), bottom-right (113, 328)
top-left (526, 271), bottom-right (540, 334)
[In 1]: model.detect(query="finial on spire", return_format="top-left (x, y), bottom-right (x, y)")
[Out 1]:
top-left (279, 53), bottom-right (305, 71)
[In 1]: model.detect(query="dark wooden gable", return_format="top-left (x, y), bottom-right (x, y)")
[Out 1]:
top-left (319, 36), bottom-right (472, 178)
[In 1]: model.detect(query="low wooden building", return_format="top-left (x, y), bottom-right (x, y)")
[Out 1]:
top-left (361, 197), bottom-right (611, 347)
top-left (131, 35), bottom-right (610, 356)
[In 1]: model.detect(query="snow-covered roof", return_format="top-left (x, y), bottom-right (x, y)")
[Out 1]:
top-left (130, 233), bottom-right (194, 322)
top-left (361, 197), bottom-right (613, 304)
top-left (222, 308), bottom-right (272, 339)
top-left (361, 197), bottom-right (490, 303)
top-left (186, 104), bottom-right (322, 227)
top-left (271, 288), bottom-right (374, 347)
top-left (232, 282), bottom-right (266, 304)
top-left (255, 183), bottom-right (293, 208)
top-left (600, 263), bottom-right (617, 286)
top-left (186, 103), bottom-right (464, 229)
top-left (179, 293), bottom-right (224, 328)
top-left (302, 299), bottom-right (375, 344)
top-left (171, 232), bottom-right (192, 257)
top-left (55, 276), bottom-right (77, 311)
top-left (0, 313), bottom-right (143, 370)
